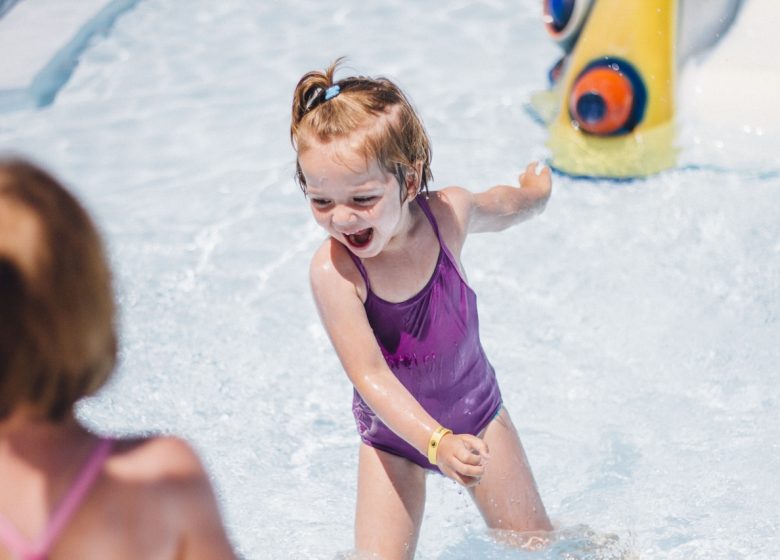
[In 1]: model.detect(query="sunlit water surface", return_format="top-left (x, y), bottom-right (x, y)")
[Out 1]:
top-left (1, 1), bottom-right (778, 558)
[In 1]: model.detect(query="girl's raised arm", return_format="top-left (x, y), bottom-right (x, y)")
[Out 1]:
top-left (445, 162), bottom-right (552, 235)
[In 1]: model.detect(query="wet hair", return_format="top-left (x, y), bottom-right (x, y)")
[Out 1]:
top-left (0, 158), bottom-right (117, 421)
top-left (290, 58), bottom-right (433, 197)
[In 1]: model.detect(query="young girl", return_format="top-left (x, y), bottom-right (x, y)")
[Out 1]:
top-left (290, 61), bottom-right (554, 558)
top-left (0, 158), bottom-right (237, 560)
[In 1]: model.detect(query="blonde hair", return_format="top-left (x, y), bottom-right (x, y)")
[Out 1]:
top-left (0, 158), bottom-right (117, 420)
top-left (290, 58), bottom-right (433, 195)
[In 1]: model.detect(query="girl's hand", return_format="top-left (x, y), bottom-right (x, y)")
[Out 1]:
top-left (435, 433), bottom-right (490, 487)
top-left (518, 161), bottom-right (552, 197)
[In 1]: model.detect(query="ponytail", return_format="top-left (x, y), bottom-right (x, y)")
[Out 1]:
top-left (290, 59), bottom-right (341, 144)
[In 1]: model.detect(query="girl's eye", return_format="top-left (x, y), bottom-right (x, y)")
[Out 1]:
top-left (353, 196), bottom-right (377, 205)
top-left (309, 198), bottom-right (331, 208)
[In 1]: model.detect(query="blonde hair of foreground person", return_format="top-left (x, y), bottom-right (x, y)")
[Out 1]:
top-left (0, 157), bottom-right (237, 560)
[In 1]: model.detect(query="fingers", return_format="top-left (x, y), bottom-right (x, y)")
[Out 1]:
top-left (440, 462), bottom-right (483, 487)
top-left (460, 434), bottom-right (490, 460)
top-left (437, 433), bottom-right (492, 486)
top-left (525, 161), bottom-right (549, 176)
top-left (519, 161), bottom-right (536, 179)
top-left (452, 472), bottom-right (482, 488)
top-left (441, 434), bottom-right (489, 466)
top-left (519, 163), bottom-right (552, 201)
top-left (518, 163), bottom-right (532, 184)
top-left (519, 161), bottom-right (550, 184)
top-left (445, 465), bottom-right (484, 487)
top-left (454, 461), bottom-right (486, 478)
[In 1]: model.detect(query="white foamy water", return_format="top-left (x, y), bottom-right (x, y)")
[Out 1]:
top-left (1, 1), bottom-right (778, 558)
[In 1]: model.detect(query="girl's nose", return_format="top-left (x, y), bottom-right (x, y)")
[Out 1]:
top-left (331, 205), bottom-right (357, 228)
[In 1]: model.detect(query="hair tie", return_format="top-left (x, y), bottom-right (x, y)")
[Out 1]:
top-left (324, 84), bottom-right (341, 100)
top-left (301, 83), bottom-right (342, 117)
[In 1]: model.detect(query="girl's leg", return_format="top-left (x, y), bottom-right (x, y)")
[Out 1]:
top-left (468, 408), bottom-right (552, 534)
top-left (355, 443), bottom-right (426, 560)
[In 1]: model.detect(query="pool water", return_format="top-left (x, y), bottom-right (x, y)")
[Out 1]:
top-left (1, 1), bottom-right (778, 558)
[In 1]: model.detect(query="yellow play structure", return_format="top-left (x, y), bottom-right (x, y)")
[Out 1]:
top-left (530, 0), bottom-right (742, 178)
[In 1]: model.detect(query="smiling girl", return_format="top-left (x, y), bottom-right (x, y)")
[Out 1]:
top-left (291, 60), bottom-right (553, 559)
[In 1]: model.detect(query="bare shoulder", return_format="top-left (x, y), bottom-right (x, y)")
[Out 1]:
top-left (433, 185), bottom-right (474, 211)
top-left (109, 436), bottom-right (207, 482)
top-left (424, 188), bottom-right (473, 255)
top-left (428, 187), bottom-right (476, 228)
top-left (310, 237), bottom-right (366, 302)
top-left (101, 437), bottom-right (236, 557)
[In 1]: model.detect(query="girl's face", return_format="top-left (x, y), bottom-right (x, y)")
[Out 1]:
top-left (298, 136), bottom-right (414, 258)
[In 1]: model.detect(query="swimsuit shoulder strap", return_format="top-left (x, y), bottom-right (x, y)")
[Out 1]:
top-left (0, 437), bottom-right (114, 560)
top-left (37, 438), bottom-right (114, 554)
top-left (415, 196), bottom-right (462, 274)
top-left (415, 196), bottom-right (442, 241)
top-left (345, 243), bottom-right (371, 292)
top-left (0, 513), bottom-right (32, 560)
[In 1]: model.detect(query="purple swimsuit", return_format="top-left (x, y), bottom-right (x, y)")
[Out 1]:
top-left (348, 196), bottom-right (502, 471)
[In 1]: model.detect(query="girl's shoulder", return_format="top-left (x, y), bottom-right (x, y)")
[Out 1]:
top-left (105, 436), bottom-right (220, 529)
top-left (310, 237), bottom-right (367, 302)
top-left (108, 435), bottom-right (207, 483)
top-left (102, 436), bottom-right (236, 556)
top-left (430, 185), bottom-right (474, 209)
top-left (424, 188), bottom-right (474, 255)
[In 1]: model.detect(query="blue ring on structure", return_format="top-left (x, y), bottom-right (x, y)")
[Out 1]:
top-left (546, 0), bottom-right (576, 32)
top-left (576, 92), bottom-right (606, 123)
top-left (569, 56), bottom-right (647, 136)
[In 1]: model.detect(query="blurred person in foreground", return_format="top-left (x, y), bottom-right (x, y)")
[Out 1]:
top-left (0, 157), bottom-right (237, 560)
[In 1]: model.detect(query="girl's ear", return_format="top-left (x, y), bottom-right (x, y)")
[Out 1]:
top-left (404, 161), bottom-right (423, 200)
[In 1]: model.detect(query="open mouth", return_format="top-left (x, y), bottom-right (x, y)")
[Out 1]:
top-left (344, 228), bottom-right (373, 249)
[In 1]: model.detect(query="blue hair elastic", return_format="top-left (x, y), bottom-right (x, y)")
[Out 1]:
top-left (324, 85), bottom-right (341, 100)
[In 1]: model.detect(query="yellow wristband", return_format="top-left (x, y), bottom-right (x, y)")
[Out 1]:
top-left (427, 426), bottom-right (452, 466)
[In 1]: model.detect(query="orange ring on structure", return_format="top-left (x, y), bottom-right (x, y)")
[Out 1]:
top-left (569, 66), bottom-right (635, 135)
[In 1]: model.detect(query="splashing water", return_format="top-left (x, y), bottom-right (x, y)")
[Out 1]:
top-left (1, 1), bottom-right (778, 558)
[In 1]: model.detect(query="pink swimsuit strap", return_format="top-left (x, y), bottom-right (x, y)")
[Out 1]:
top-left (0, 437), bottom-right (113, 560)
